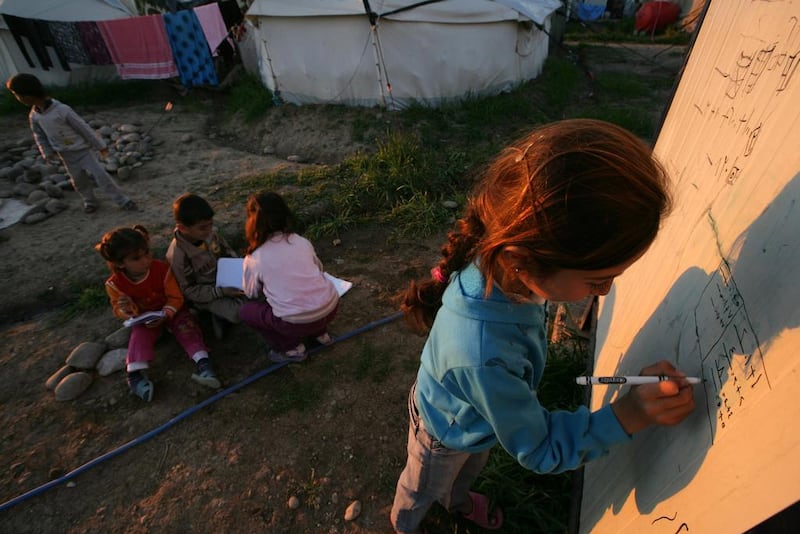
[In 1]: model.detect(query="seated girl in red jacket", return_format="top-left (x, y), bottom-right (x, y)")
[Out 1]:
top-left (96, 225), bottom-right (220, 401)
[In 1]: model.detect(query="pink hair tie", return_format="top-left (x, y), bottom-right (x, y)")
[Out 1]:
top-left (430, 266), bottom-right (448, 284)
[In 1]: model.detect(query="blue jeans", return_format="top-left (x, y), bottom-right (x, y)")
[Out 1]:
top-left (390, 383), bottom-right (491, 533)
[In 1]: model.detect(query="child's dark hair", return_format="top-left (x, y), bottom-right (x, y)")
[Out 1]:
top-left (173, 193), bottom-right (214, 226)
top-left (401, 118), bottom-right (672, 333)
top-left (245, 192), bottom-right (294, 254)
top-left (6, 73), bottom-right (45, 98)
top-left (95, 225), bottom-right (150, 272)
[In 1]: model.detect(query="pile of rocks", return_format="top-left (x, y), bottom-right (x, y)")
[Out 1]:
top-left (0, 120), bottom-right (156, 224)
top-left (45, 326), bottom-right (131, 401)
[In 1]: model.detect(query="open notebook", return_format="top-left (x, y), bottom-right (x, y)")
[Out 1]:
top-left (215, 257), bottom-right (353, 297)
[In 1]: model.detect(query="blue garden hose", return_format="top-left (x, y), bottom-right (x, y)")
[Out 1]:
top-left (0, 311), bottom-right (403, 513)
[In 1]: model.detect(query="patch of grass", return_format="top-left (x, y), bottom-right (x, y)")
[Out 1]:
top-left (537, 55), bottom-right (585, 112)
top-left (267, 370), bottom-right (324, 414)
top-left (260, 131), bottom-right (464, 239)
top-left (226, 72), bottom-right (274, 121)
top-left (595, 71), bottom-right (651, 97)
top-left (565, 18), bottom-right (692, 45)
top-left (353, 342), bottom-right (392, 382)
top-left (62, 286), bottom-right (109, 319)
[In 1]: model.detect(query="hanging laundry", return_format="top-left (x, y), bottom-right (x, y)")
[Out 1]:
top-left (193, 2), bottom-right (229, 55)
top-left (218, 0), bottom-right (244, 29)
top-left (3, 15), bottom-right (70, 71)
top-left (162, 9), bottom-right (219, 88)
top-left (77, 21), bottom-right (114, 65)
top-left (48, 21), bottom-right (92, 65)
top-left (2, 15), bottom-right (40, 68)
top-left (97, 15), bottom-right (178, 79)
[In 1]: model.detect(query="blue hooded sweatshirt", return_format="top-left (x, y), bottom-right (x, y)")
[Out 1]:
top-left (414, 261), bottom-right (630, 474)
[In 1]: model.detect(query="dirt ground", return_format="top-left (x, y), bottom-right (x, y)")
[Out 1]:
top-left (0, 42), bottom-right (688, 533)
top-left (0, 91), bottom-right (442, 533)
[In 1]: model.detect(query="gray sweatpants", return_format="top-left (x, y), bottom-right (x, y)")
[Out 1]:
top-left (59, 149), bottom-right (129, 207)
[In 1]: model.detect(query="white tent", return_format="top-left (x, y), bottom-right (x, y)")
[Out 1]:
top-left (244, 0), bottom-right (563, 109)
top-left (0, 0), bottom-right (137, 86)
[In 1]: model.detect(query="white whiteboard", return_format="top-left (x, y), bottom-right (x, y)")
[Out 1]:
top-left (580, 1), bottom-right (800, 533)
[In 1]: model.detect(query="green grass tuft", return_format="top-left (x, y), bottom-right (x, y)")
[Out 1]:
top-left (353, 342), bottom-right (392, 382)
top-left (267, 370), bottom-right (324, 414)
top-left (62, 286), bottom-right (109, 319)
top-left (226, 72), bottom-right (274, 121)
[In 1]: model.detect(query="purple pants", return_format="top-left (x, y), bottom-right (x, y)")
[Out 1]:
top-left (127, 308), bottom-right (207, 366)
top-left (239, 301), bottom-right (338, 351)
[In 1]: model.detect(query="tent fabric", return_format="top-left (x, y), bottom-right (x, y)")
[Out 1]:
top-left (244, 0), bottom-right (560, 109)
top-left (247, 0), bottom-right (561, 25)
top-left (0, 0), bottom-right (136, 22)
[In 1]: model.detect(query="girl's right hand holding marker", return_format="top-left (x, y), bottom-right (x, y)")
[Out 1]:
top-left (611, 360), bottom-right (696, 435)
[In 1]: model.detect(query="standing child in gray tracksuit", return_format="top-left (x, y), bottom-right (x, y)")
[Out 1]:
top-left (5, 73), bottom-right (137, 214)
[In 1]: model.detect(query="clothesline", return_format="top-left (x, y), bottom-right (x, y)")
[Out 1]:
top-left (2, 0), bottom-right (244, 88)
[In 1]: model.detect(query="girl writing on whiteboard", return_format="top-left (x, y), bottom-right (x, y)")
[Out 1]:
top-left (390, 119), bottom-right (696, 533)
top-left (239, 192), bottom-right (339, 363)
top-left (96, 225), bottom-right (220, 402)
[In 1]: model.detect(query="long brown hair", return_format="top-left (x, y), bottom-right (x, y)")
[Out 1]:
top-left (401, 119), bottom-right (672, 333)
top-left (244, 192), bottom-right (295, 254)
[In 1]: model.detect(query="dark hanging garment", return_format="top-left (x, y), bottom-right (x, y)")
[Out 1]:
top-left (3, 14), bottom-right (52, 69)
top-left (37, 19), bottom-right (71, 70)
top-left (218, 0), bottom-right (244, 28)
top-left (48, 21), bottom-right (92, 65)
top-left (76, 21), bottom-right (114, 65)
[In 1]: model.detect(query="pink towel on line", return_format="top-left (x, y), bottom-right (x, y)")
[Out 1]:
top-left (97, 15), bottom-right (178, 79)
top-left (193, 2), bottom-right (229, 56)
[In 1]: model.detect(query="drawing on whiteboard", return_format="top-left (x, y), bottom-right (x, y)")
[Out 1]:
top-left (695, 17), bottom-right (799, 189)
top-left (651, 512), bottom-right (689, 533)
top-left (716, 17), bottom-right (800, 99)
top-left (582, 174), bottom-right (800, 530)
top-left (692, 258), bottom-right (771, 443)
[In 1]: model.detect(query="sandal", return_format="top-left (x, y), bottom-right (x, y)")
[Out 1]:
top-left (462, 491), bottom-right (504, 530)
top-left (83, 203), bottom-right (97, 214)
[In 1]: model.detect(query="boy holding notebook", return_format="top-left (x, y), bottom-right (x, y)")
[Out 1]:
top-left (166, 193), bottom-right (244, 338)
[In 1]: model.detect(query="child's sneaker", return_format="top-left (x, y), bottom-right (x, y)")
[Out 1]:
top-left (191, 358), bottom-right (221, 389)
top-left (268, 343), bottom-right (307, 363)
top-left (315, 332), bottom-right (334, 346)
top-left (127, 370), bottom-right (154, 402)
top-left (120, 200), bottom-right (139, 211)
